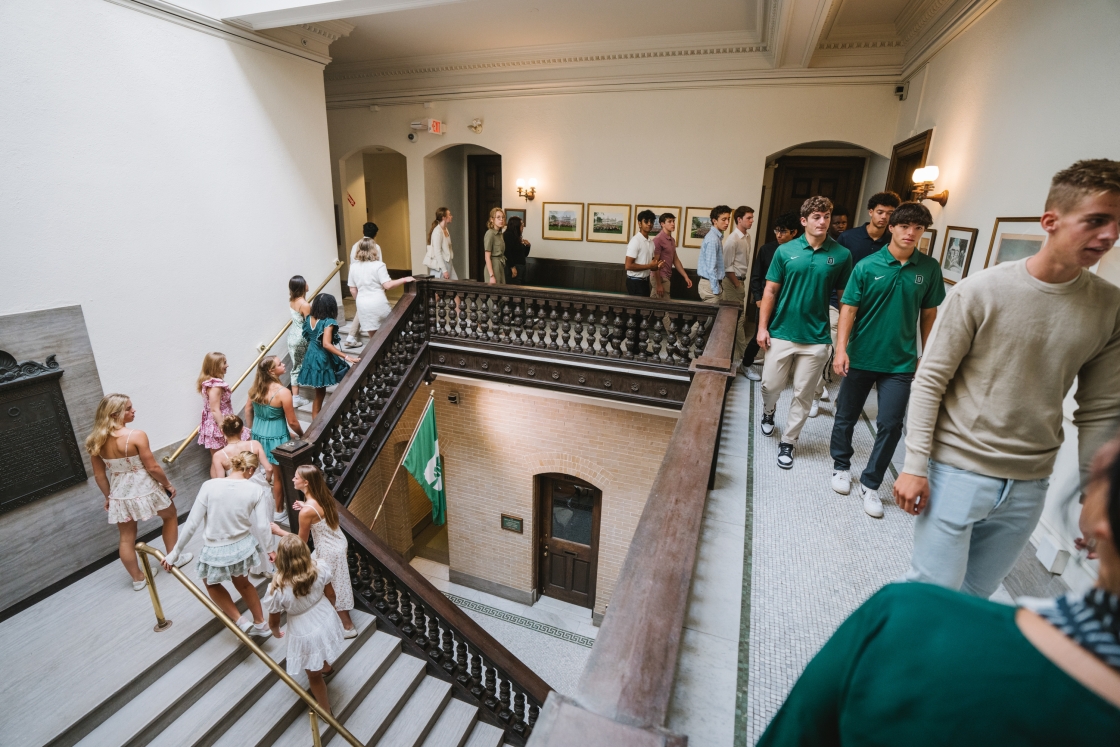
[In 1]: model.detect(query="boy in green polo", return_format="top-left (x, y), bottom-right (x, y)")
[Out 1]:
top-left (828, 202), bottom-right (945, 517)
top-left (757, 196), bottom-right (852, 469)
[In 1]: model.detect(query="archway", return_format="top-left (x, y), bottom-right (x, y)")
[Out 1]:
top-left (423, 143), bottom-right (502, 280)
top-left (338, 144), bottom-right (411, 275)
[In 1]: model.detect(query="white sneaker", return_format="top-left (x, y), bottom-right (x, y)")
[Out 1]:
top-left (745, 367), bottom-right (761, 382)
top-left (343, 626), bottom-right (359, 640)
top-left (174, 552), bottom-right (193, 568)
top-left (237, 614), bottom-right (253, 633)
top-left (831, 470), bottom-right (851, 495)
top-left (132, 578), bottom-right (148, 591)
top-left (342, 339), bottom-right (362, 350)
top-left (809, 400), bottom-right (820, 418)
top-left (761, 411), bottom-right (776, 436)
top-left (861, 484), bottom-right (884, 518)
top-left (292, 394), bottom-right (310, 408)
top-left (249, 621), bottom-right (273, 639)
top-left (820, 388), bottom-right (830, 402)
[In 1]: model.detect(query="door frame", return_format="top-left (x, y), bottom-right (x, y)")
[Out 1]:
top-left (763, 155), bottom-right (867, 241)
top-left (534, 472), bottom-right (601, 609)
top-left (466, 154), bottom-right (502, 282)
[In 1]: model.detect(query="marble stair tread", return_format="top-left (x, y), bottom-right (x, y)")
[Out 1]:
top-left (417, 696), bottom-right (478, 747)
top-left (211, 611), bottom-right (382, 747)
top-left (323, 654), bottom-right (427, 747)
top-left (462, 721), bottom-right (505, 747)
top-left (373, 675), bottom-right (452, 747)
top-left (267, 626), bottom-right (402, 747)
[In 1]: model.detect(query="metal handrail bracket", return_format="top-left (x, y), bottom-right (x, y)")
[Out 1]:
top-left (134, 542), bottom-right (362, 747)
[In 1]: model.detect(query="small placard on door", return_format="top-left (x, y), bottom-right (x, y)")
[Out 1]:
top-left (500, 514), bottom-right (524, 533)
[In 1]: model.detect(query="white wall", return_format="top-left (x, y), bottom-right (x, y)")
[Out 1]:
top-left (423, 145), bottom-right (469, 279)
top-left (0, 0), bottom-right (341, 450)
top-left (326, 84), bottom-right (901, 275)
top-left (896, 0), bottom-right (1120, 591)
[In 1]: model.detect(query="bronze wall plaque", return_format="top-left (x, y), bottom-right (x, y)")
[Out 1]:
top-left (0, 351), bottom-right (87, 514)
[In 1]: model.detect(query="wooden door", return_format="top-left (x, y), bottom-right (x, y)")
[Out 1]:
top-left (885, 129), bottom-right (932, 202)
top-left (537, 474), bottom-right (600, 609)
top-left (763, 156), bottom-right (866, 240)
top-left (467, 155), bottom-right (502, 281)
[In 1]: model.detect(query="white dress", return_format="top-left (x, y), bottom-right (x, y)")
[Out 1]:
top-left (308, 504), bottom-right (354, 612)
top-left (350, 260), bottom-right (393, 333)
top-left (264, 562), bottom-right (346, 674)
top-left (103, 432), bottom-right (172, 524)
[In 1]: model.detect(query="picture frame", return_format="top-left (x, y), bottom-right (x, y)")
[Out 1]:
top-left (917, 228), bottom-right (938, 256)
top-left (541, 202), bottom-right (584, 241)
top-left (682, 207), bottom-right (714, 249)
top-left (504, 208), bottom-right (527, 228)
top-left (586, 203), bottom-right (631, 244)
top-left (939, 226), bottom-right (979, 285)
top-left (634, 205), bottom-right (682, 244)
top-left (983, 216), bottom-right (1045, 268)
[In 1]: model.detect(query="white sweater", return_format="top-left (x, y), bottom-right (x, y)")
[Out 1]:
top-left (164, 478), bottom-right (272, 565)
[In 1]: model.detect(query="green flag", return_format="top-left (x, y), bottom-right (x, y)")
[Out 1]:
top-left (402, 398), bottom-right (446, 525)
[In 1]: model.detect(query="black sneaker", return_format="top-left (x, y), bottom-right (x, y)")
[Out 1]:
top-left (777, 442), bottom-right (795, 469)
top-left (761, 411), bottom-right (776, 436)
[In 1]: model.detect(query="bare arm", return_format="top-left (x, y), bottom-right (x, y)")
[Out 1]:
top-left (756, 281), bottom-right (781, 350)
top-left (133, 430), bottom-right (175, 498)
top-left (833, 304), bottom-right (857, 376)
top-left (674, 254), bottom-right (692, 287)
top-left (321, 324), bottom-right (359, 365)
top-left (208, 386), bottom-right (224, 429)
top-left (254, 441), bottom-right (275, 484)
top-left (92, 455), bottom-right (111, 509)
top-left (323, 581), bottom-right (337, 606)
top-left (625, 256), bottom-right (662, 272)
top-left (273, 386), bottom-right (303, 438)
top-left (269, 611), bottom-right (284, 638)
top-left (485, 250), bottom-right (497, 284)
top-left (382, 276), bottom-right (415, 291)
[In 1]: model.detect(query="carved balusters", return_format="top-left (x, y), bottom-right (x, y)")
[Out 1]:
top-left (483, 663), bottom-right (499, 711)
top-left (426, 616), bottom-right (441, 657)
top-left (546, 307), bottom-right (560, 350)
top-left (469, 655), bottom-right (488, 700)
top-left (511, 300), bottom-right (525, 346)
top-left (608, 311), bottom-right (624, 358)
top-left (412, 604), bottom-right (429, 648)
top-left (528, 701), bottom-right (539, 728)
top-left (499, 299), bottom-right (512, 345)
top-left (384, 578), bottom-right (401, 625)
top-left (532, 303), bottom-right (547, 349)
top-left (455, 640), bottom-right (470, 687)
top-left (441, 629), bottom-right (456, 675)
top-left (623, 312), bottom-right (637, 360)
top-left (497, 675), bottom-right (512, 721)
top-left (398, 590), bottom-right (414, 637)
top-left (637, 313), bottom-right (651, 362)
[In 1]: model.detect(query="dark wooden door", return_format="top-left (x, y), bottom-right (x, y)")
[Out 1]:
top-left (467, 155), bottom-right (502, 281)
top-left (537, 474), bottom-right (600, 609)
top-left (763, 156), bottom-right (866, 240)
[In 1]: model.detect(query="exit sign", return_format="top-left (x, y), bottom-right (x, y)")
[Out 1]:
top-left (426, 118), bottom-right (443, 135)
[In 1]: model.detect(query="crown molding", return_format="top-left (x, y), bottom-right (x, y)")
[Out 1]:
top-left (256, 18), bottom-right (354, 57)
top-left (901, 0), bottom-right (1000, 76)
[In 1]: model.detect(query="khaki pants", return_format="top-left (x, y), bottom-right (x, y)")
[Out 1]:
top-left (697, 278), bottom-right (723, 303)
top-left (720, 279), bottom-right (748, 364)
top-left (815, 306), bottom-right (840, 399)
top-left (761, 338), bottom-right (831, 444)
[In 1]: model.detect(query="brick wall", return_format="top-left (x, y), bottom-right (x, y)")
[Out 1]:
top-left (350, 377), bottom-right (677, 618)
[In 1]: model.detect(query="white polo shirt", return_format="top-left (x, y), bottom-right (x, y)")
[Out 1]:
top-left (625, 232), bottom-right (656, 279)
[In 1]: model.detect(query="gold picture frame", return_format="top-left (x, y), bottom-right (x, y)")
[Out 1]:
top-left (586, 203), bottom-right (632, 244)
top-left (634, 205), bottom-right (682, 244)
top-left (983, 216), bottom-right (1045, 269)
top-left (939, 226), bottom-right (979, 285)
top-left (682, 207), bottom-right (714, 249)
top-left (541, 202), bottom-right (584, 241)
top-left (503, 208), bottom-right (527, 228)
top-left (917, 228), bottom-right (938, 256)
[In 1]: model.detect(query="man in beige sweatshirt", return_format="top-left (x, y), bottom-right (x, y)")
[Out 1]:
top-left (896, 159), bottom-right (1120, 598)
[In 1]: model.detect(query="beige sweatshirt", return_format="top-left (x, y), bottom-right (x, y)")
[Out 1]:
top-left (164, 478), bottom-right (272, 565)
top-left (903, 259), bottom-right (1120, 483)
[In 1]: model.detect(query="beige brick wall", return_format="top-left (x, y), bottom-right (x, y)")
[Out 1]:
top-left (350, 377), bottom-right (677, 617)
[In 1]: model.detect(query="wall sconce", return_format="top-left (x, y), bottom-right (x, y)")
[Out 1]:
top-left (516, 178), bottom-right (537, 201)
top-left (911, 166), bottom-right (949, 207)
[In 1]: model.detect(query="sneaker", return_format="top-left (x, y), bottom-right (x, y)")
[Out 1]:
top-left (132, 578), bottom-right (148, 591)
top-left (831, 470), bottom-right (851, 495)
top-left (861, 484), bottom-right (884, 518)
top-left (249, 621), bottom-right (273, 639)
top-left (342, 339), bottom-right (362, 349)
top-left (761, 411), bottom-right (776, 436)
top-left (174, 552), bottom-right (193, 568)
top-left (236, 614), bottom-right (253, 633)
top-left (292, 394), bottom-right (310, 408)
top-left (820, 388), bottom-right (830, 402)
top-left (809, 400), bottom-right (820, 418)
top-left (745, 367), bottom-right (761, 382)
top-left (342, 625), bottom-right (359, 640)
top-left (777, 442), bottom-right (795, 469)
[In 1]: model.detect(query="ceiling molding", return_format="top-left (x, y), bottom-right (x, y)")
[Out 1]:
top-left (901, 0), bottom-right (1000, 76)
top-left (256, 18), bottom-right (354, 57)
top-left (817, 39), bottom-right (903, 50)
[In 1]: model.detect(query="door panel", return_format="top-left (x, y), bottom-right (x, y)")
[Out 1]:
top-left (537, 474), bottom-right (600, 609)
top-left (467, 154), bottom-right (502, 281)
top-left (764, 156), bottom-right (866, 241)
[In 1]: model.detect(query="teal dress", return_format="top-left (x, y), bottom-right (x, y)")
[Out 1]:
top-left (250, 401), bottom-right (289, 465)
top-left (300, 317), bottom-right (350, 389)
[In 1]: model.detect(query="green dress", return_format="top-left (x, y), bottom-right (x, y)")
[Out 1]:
top-left (484, 228), bottom-right (506, 284)
top-left (758, 583), bottom-right (1120, 746)
top-left (300, 317), bottom-right (350, 389)
top-left (250, 401), bottom-right (289, 465)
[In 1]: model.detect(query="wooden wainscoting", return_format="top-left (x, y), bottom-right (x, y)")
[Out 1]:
top-left (523, 257), bottom-right (702, 301)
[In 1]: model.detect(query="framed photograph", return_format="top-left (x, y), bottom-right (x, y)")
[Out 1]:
top-left (586, 203), bottom-right (631, 243)
top-left (682, 207), bottom-right (714, 249)
top-left (634, 205), bottom-right (681, 244)
top-left (984, 216), bottom-right (1045, 268)
top-left (504, 207), bottom-right (527, 228)
top-left (541, 202), bottom-right (584, 241)
top-left (939, 226), bottom-right (979, 285)
top-left (917, 228), bottom-right (938, 256)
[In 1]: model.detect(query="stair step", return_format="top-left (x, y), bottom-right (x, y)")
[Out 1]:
top-left (267, 629), bottom-right (402, 747)
top-left (462, 722), bottom-right (505, 747)
top-left (374, 675), bottom-right (452, 747)
top-left (418, 697), bottom-right (478, 747)
top-left (323, 653), bottom-right (427, 747)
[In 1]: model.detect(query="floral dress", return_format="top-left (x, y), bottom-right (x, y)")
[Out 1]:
top-left (287, 306), bottom-right (308, 387)
top-left (104, 431), bottom-right (172, 524)
top-left (198, 378), bottom-right (248, 449)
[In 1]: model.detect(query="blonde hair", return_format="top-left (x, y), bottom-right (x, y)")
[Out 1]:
top-left (355, 237), bottom-right (380, 263)
top-left (270, 534), bottom-right (318, 597)
top-left (431, 207), bottom-right (451, 233)
top-left (85, 393), bottom-right (131, 456)
top-left (229, 450), bottom-right (259, 474)
top-left (487, 207), bottom-right (505, 231)
top-left (1046, 159), bottom-right (1120, 213)
top-left (296, 465), bottom-right (339, 530)
top-left (196, 352), bottom-right (227, 392)
top-left (248, 356), bottom-right (282, 405)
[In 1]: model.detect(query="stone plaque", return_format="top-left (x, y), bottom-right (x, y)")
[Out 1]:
top-left (0, 351), bottom-right (87, 514)
top-left (500, 513), bottom-right (524, 533)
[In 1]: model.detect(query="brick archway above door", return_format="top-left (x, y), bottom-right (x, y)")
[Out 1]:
top-left (527, 453), bottom-right (614, 492)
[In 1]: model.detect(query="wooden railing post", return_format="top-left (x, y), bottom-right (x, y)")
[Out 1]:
top-left (273, 439), bottom-right (315, 529)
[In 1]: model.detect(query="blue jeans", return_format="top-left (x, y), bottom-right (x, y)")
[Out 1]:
top-left (829, 368), bottom-right (912, 490)
top-left (902, 460), bottom-right (1049, 598)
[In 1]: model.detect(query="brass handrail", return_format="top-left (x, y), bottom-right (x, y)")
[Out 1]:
top-left (164, 260), bottom-right (344, 464)
top-left (134, 542), bottom-right (360, 747)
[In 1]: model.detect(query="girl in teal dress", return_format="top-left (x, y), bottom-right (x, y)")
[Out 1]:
top-left (301, 294), bottom-right (359, 419)
top-left (244, 356), bottom-right (303, 520)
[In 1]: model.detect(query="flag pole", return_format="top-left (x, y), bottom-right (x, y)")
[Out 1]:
top-left (370, 390), bottom-right (436, 531)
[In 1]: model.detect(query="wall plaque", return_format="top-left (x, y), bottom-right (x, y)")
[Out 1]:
top-left (0, 351), bottom-right (87, 514)
top-left (500, 514), bottom-right (524, 533)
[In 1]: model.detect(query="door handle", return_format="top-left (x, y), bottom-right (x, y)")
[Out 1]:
top-left (542, 549), bottom-right (548, 557)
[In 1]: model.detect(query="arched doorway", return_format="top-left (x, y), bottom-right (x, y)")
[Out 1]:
top-left (536, 473), bottom-right (601, 610)
top-left (423, 144), bottom-right (502, 281)
top-left (338, 144), bottom-right (411, 275)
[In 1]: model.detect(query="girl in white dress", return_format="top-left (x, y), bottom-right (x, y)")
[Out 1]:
top-left (348, 238), bottom-right (414, 339)
top-left (424, 206), bottom-right (456, 279)
top-left (88, 394), bottom-right (192, 590)
top-left (271, 464), bottom-right (357, 637)
top-left (265, 534), bottom-right (346, 715)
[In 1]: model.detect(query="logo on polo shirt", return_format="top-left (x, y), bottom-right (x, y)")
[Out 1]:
top-left (827, 257), bottom-right (835, 265)
top-left (915, 275), bottom-right (925, 284)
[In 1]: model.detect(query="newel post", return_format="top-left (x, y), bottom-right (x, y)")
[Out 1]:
top-left (273, 439), bottom-right (315, 529)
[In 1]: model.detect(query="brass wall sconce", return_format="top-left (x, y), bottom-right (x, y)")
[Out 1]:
top-left (516, 178), bottom-right (537, 201)
top-left (912, 166), bottom-right (949, 207)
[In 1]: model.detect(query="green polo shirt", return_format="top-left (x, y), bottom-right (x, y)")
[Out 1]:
top-left (765, 235), bottom-right (853, 345)
top-left (841, 245), bottom-right (946, 373)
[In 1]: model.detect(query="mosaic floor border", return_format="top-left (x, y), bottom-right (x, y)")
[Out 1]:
top-left (445, 592), bottom-right (596, 648)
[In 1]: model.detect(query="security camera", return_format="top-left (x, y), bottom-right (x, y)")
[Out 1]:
top-left (407, 132), bottom-right (417, 142)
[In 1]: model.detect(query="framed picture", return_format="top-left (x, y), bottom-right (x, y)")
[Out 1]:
top-left (586, 203), bottom-right (631, 243)
top-left (984, 216), bottom-right (1045, 268)
top-left (504, 208), bottom-right (527, 228)
top-left (634, 205), bottom-right (681, 244)
top-left (682, 207), bottom-right (714, 249)
top-left (939, 226), bottom-right (979, 285)
top-left (541, 202), bottom-right (584, 241)
top-left (917, 228), bottom-right (937, 255)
